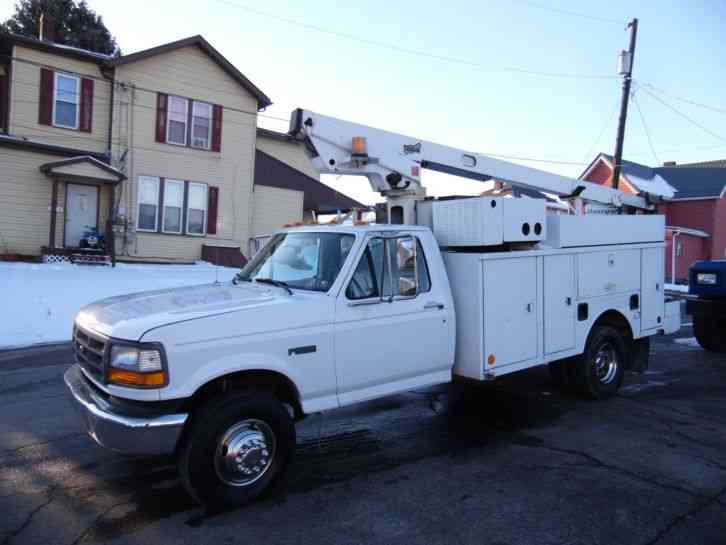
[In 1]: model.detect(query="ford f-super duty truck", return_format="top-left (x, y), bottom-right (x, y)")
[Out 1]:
top-left (64, 110), bottom-right (680, 507)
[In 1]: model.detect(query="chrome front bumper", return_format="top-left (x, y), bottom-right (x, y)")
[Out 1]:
top-left (64, 364), bottom-right (188, 456)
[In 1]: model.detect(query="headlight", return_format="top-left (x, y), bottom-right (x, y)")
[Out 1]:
top-left (108, 344), bottom-right (167, 388)
top-left (696, 273), bottom-right (718, 286)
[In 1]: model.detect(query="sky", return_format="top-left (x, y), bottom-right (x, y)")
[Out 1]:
top-left (2, 0), bottom-right (725, 205)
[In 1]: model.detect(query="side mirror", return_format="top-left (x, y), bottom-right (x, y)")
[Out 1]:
top-left (395, 237), bottom-right (418, 297)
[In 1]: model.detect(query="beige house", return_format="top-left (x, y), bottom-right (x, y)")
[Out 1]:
top-left (0, 28), bottom-right (362, 264)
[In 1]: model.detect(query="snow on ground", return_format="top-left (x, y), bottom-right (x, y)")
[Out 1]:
top-left (0, 261), bottom-right (239, 349)
top-left (665, 283), bottom-right (689, 293)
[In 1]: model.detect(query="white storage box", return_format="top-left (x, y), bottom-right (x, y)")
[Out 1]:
top-left (546, 215), bottom-right (665, 248)
top-left (433, 197), bottom-right (546, 246)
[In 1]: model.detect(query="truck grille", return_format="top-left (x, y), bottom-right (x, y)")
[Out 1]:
top-left (73, 325), bottom-right (107, 382)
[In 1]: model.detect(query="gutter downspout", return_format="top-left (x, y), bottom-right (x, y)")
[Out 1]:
top-left (671, 230), bottom-right (680, 284)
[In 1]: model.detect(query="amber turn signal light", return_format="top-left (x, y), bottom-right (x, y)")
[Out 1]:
top-left (107, 369), bottom-right (166, 387)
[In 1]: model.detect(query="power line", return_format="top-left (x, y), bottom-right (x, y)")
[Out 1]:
top-left (582, 98), bottom-right (620, 164)
top-left (636, 80), bottom-right (726, 115)
top-left (210, 0), bottom-right (617, 80)
top-left (1, 54), bottom-right (290, 125)
top-left (509, 0), bottom-right (626, 25)
top-left (636, 83), bottom-right (726, 145)
top-left (631, 89), bottom-right (660, 165)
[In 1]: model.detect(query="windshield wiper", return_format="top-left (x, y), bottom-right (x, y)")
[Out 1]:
top-left (254, 277), bottom-right (294, 295)
top-left (232, 273), bottom-right (251, 285)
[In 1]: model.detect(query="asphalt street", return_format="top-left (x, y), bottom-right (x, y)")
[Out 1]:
top-left (1, 324), bottom-right (724, 545)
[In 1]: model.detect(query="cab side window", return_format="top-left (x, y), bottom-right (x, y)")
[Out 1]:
top-left (346, 238), bottom-right (386, 300)
top-left (346, 237), bottom-right (431, 300)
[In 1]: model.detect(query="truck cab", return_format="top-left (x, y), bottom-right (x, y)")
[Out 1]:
top-left (687, 259), bottom-right (726, 352)
top-left (65, 225), bottom-right (455, 506)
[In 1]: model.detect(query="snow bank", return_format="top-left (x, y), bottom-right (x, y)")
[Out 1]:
top-left (0, 262), bottom-right (238, 348)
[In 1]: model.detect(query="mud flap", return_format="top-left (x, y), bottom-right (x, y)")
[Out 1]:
top-left (629, 337), bottom-right (651, 373)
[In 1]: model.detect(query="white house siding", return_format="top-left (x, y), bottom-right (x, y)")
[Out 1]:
top-left (256, 135), bottom-right (319, 180)
top-left (9, 45), bottom-right (110, 154)
top-left (252, 185), bottom-right (304, 238)
top-left (113, 45), bottom-right (259, 261)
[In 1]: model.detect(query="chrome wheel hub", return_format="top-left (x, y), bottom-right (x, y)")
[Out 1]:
top-left (594, 342), bottom-right (619, 385)
top-left (214, 419), bottom-right (276, 487)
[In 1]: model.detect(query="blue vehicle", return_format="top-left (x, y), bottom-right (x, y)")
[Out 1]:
top-left (687, 260), bottom-right (726, 352)
top-left (78, 226), bottom-right (106, 250)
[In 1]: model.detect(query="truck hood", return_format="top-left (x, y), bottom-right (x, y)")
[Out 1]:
top-left (75, 282), bottom-right (306, 340)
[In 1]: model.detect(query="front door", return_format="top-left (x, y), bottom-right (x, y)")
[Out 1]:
top-left (65, 184), bottom-right (98, 247)
top-left (334, 235), bottom-right (452, 406)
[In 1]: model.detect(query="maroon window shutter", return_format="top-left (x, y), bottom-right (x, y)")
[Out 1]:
top-left (38, 68), bottom-right (54, 125)
top-left (211, 105), bottom-right (223, 152)
top-left (207, 186), bottom-right (219, 234)
top-left (79, 78), bottom-right (94, 132)
top-left (0, 70), bottom-right (8, 133)
top-left (155, 93), bottom-right (168, 143)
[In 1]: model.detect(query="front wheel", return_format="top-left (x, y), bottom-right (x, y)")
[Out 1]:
top-left (693, 316), bottom-right (726, 353)
top-left (178, 391), bottom-right (296, 508)
top-left (571, 326), bottom-right (627, 399)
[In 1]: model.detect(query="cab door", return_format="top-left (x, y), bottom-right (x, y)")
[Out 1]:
top-left (334, 235), bottom-right (451, 406)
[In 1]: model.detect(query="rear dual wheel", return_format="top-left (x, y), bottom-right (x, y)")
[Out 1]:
top-left (549, 325), bottom-right (627, 399)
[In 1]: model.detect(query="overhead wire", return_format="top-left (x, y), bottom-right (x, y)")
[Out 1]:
top-left (635, 83), bottom-right (726, 145)
top-left (636, 80), bottom-right (726, 116)
top-left (631, 88), bottom-right (660, 165)
top-left (209, 0), bottom-right (617, 80)
top-left (508, 0), bottom-right (626, 25)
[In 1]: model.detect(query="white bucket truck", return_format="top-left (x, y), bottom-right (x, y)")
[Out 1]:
top-left (65, 110), bottom-right (680, 506)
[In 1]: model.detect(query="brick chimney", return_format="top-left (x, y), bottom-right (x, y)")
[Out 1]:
top-left (39, 13), bottom-right (56, 42)
top-left (662, 161), bottom-right (677, 167)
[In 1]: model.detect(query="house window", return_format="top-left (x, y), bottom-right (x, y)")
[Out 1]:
top-left (186, 182), bottom-right (208, 235)
top-left (53, 73), bottom-right (79, 129)
top-left (191, 101), bottom-right (212, 149)
top-left (162, 179), bottom-right (184, 233)
top-left (137, 176), bottom-right (160, 231)
top-left (167, 96), bottom-right (188, 145)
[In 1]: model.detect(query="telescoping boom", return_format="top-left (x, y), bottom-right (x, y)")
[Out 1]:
top-left (289, 109), bottom-right (655, 224)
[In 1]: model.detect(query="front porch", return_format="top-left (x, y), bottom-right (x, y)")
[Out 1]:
top-left (40, 156), bottom-right (125, 264)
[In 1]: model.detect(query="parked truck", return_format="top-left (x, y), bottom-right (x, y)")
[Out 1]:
top-left (687, 260), bottom-right (726, 352)
top-left (65, 110), bottom-right (680, 507)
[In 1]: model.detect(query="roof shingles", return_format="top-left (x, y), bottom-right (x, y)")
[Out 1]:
top-left (588, 153), bottom-right (726, 200)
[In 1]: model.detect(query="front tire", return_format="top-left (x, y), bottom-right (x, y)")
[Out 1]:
top-left (178, 391), bottom-right (295, 508)
top-left (693, 316), bottom-right (726, 353)
top-left (571, 326), bottom-right (627, 399)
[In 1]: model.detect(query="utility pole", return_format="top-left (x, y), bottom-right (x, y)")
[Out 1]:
top-left (611, 18), bottom-right (638, 191)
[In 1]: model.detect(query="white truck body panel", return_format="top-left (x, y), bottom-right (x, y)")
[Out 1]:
top-left (444, 241), bottom-right (675, 381)
top-left (432, 197), bottom-right (547, 246)
top-left (546, 215), bottom-right (665, 248)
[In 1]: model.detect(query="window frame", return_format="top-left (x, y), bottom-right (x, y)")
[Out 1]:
top-left (166, 95), bottom-right (189, 146)
top-left (185, 182), bottom-right (208, 236)
top-left (52, 72), bottom-right (80, 130)
top-left (161, 178), bottom-right (185, 234)
top-left (345, 235), bottom-right (431, 302)
top-left (136, 176), bottom-right (161, 232)
top-left (191, 100), bottom-right (212, 150)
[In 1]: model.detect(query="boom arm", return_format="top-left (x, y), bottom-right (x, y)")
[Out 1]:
top-left (290, 109), bottom-right (653, 220)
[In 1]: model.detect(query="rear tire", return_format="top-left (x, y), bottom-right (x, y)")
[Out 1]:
top-left (178, 391), bottom-right (295, 508)
top-left (571, 326), bottom-right (626, 399)
top-left (693, 316), bottom-right (726, 353)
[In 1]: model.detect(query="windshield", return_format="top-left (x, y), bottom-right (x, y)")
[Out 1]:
top-left (237, 232), bottom-right (356, 292)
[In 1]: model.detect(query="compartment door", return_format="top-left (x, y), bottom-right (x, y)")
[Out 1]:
top-left (483, 257), bottom-right (538, 367)
top-left (641, 247), bottom-right (665, 331)
top-left (544, 254), bottom-right (576, 355)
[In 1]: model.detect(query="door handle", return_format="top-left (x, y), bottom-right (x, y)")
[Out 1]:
top-left (424, 301), bottom-right (445, 310)
top-left (526, 302), bottom-right (534, 313)
top-left (565, 297), bottom-right (572, 306)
